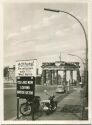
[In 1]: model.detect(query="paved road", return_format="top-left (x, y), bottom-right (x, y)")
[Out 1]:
top-left (4, 87), bottom-right (17, 120)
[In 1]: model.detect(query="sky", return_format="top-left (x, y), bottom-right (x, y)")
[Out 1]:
top-left (3, 2), bottom-right (88, 66)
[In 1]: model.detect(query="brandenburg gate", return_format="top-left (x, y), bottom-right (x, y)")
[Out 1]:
top-left (41, 61), bottom-right (80, 85)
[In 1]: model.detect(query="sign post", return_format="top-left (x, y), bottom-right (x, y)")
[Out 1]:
top-left (17, 97), bottom-right (19, 119)
top-left (15, 59), bottom-right (37, 120)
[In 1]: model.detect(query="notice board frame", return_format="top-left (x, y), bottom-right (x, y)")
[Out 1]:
top-left (16, 76), bottom-right (35, 99)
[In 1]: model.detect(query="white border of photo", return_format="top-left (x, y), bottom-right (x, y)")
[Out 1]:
top-left (0, 0), bottom-right (92, 124)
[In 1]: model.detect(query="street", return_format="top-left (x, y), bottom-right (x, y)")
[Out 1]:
top-left (4, 87), bottom-right (17, 120)
top-left (4, 84), bottom-right (82, 120)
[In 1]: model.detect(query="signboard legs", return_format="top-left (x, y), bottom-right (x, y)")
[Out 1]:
top-left (17, 97), bottom-right (20, 119)
top-left (32, 101), bottom-right (34, 120)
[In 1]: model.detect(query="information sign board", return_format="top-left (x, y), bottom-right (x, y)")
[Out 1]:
top-left (15, 60), bottom-right (37, 77)
top-left (16, 76), bottom-right (35, 99)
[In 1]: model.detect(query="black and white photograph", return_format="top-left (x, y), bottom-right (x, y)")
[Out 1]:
top-left (3, 1), bottom-right (89, 121)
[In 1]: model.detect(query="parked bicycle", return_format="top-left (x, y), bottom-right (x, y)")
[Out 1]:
top-left (20, 96), bottom-right (41, 116)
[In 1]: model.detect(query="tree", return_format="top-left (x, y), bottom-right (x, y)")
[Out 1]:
top-left (4, 66), bottom-right (9, 78)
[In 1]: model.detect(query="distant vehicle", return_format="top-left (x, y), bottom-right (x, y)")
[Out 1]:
top-left (56, 85), bottom-right (65, 93)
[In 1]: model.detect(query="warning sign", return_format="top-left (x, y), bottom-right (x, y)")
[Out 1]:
top-left (15, 59), bottom-right (37, 77)
top-left (16, 76), bottom-right (35, 99)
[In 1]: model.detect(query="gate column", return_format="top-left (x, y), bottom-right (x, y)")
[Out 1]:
top-left (70, 70), bottom-right (73, 84)
top-left (53, 70), bottom-right (55, 84)
top-left (42, 70), bottom-right (46, 85)
top-left (56, 70), bottom-right (58, 85)
top-left (50, 70), bottom-right (52, 85)
top-left (77, 69), bottom-right (81, 83)
top-left (63, 70), bottom-right (66, 83)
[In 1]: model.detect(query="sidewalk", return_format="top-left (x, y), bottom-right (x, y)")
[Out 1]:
top-left (58, 87), bottom-right (82, 109)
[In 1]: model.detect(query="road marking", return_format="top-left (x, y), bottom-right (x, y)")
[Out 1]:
top-left (4, 87), bottom-right (16, 90)
top-left (8, 114), bottom-right (22, 120)
top-left (8, 116), bottom-right (17, 120)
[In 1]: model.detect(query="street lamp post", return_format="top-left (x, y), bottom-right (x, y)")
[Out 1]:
top-left (68, 53), bottom-right (85, 84)
top-left (44, 8), bottom-right (88, 66)
top-left (68, 54), bottom-right (85, 66)
top-left (44, 8), bottom-right (88, 119)
top-left (68, 53), bottom-right (85, 82)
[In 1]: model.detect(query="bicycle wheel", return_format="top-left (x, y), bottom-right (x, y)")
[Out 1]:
top-left (20, 103), bottom-right (32, 116)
